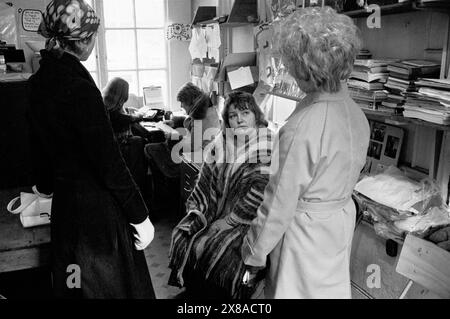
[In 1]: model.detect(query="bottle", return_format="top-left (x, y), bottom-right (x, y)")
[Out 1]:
top-left (0, 55), bottom-right (6, 74)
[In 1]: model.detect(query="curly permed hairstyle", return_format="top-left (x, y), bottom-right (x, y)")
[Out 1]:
top-left (276, 6), bottom-right (362, 93)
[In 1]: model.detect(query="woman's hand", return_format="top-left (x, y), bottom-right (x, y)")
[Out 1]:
top-left (242, 265), bottom-right (265, 287)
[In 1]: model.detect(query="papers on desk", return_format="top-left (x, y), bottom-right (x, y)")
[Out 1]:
top-left (141, 121), bottom-right (181, 139)
top-left (0, 73), bottom-right (32, 82)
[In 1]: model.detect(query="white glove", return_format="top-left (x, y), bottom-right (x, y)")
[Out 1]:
top-left (130, 217), bottom-right (154, 250)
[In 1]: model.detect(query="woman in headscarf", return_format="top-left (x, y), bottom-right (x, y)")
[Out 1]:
top-left (168, 91), bottom-right (273, 299)
top-left (27, 0), bottom-right (155, 298)
top-left (241, 7), bottom-right (370, 299)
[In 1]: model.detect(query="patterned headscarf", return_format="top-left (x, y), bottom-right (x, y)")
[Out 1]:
top-left (38, 0), bottom-right (100, 50)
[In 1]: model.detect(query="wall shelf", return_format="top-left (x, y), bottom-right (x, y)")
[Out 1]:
top-left (343, 1), bottom-right (415, 18)
top-left (362, 108), bottom-right (450, 131)
top-left (221, 22), bottom-right (258, 28)
top-left (267, 91), bottom-right (303, 102)
top-left (267, 91), bottom-right (450, 131)
top-left (342, 0), bottom-right (450, 18)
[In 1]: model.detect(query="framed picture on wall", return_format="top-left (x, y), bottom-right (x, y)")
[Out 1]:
top-left (365, 120), bottom-right (404, 174)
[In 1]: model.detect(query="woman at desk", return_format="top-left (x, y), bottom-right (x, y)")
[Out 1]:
top-left (145, 82), bottom-right (221, 175)
top-left (144, 83), bottom-right (220, 218)
top-left (175, 82), bottom-right (221, 153)
top-left (168, 91), bottom-right (273, 299)
top-left (27, 0), bottom-right (154, 298)
top-left (103, 77), bottom-right (144, 140)
top-left (103, 77), bottom-right (147, 191)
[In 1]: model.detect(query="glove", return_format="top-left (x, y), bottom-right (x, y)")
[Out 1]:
top-left (429, 227), bottom-right (450, 251)
top-left (130, 217), bottom-right (154, 250)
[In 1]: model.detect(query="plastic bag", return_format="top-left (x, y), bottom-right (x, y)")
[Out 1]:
top-left (354, 166), bottom-right (450, 242)
top-left (0, 3), bottom-right (18, 47)
top-left (355, 166), bottom-right (441, 215)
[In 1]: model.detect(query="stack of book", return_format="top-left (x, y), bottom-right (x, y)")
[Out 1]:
top-left (356, 49), bottom-right (372, 60)
top-left (348, 59), bottom-right (392, 110)
top-left (382, 76), bottom-right (415, 114)
top-left (402, 78), bottom-right (450, 125)
top-left (387, 60), bottom-right (440, 81)
top-left (384, 60), bottom-right (440, 115)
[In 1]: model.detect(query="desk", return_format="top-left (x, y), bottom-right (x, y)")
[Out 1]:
top-left (0, 187), bottom-right (50, 273)
top-left (141, 121), bottom-right (181, 138)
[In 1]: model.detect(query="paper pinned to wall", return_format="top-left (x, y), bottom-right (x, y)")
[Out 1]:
top-left (227, 66), bottom-right (254, 90)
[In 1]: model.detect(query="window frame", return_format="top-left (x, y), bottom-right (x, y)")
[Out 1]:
top-left (90, 0), bottom-right (169, 102)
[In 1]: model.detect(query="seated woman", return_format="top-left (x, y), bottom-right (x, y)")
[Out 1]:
top-left (144, 83), bottom-right (221, 218)
top-left (102, 77), bottom-right (146, 191)
top-left (145, 82), bottom-right (221, 179)
top-left (103, 77), bottom-right (144, 141)
top-left (168, 91), bottom-right (273, 299)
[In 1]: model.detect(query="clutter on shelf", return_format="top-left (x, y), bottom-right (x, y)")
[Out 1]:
top-left (354, 166), bottom-right (450, 242)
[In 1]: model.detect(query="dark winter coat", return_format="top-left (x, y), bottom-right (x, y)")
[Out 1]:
top-left (27, 50), bottom-right (155, 298)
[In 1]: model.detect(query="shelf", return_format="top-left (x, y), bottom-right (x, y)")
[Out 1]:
top-left (342, 0), bottom-right (450, 18)
top-left (267, 91), bottom-right (303, 102)
top-left (343, 1), bottom-right (416, 18)
top-left (221, 22), bottom-right (258, 28)
top-left (266, 93), bottom-right (450, 130)
top-left (362, 108), bottom-right (450, 131)
top-left (194, 15), bottom-right (228, 27)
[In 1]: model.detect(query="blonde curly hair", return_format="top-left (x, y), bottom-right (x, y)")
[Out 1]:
top-left (276, 6), bottom-right (362, 93)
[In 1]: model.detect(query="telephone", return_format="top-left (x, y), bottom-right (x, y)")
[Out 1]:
top-left (141, 108), bottom-right (166, 122)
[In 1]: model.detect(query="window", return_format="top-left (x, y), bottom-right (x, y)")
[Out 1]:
top-left (82, 0), bottom-right (168, 106)
top-left (81, 0), bottom-right (99, 87)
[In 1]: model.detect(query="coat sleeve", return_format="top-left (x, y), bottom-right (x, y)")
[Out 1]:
top-left (71, 81), bottom-right (149, 224)
top-left (26, 108), bottom-right (54, 195)
top-left (241, 105), bottom-right (326, 267)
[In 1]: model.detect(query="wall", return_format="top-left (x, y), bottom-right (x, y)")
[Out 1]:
top-left (167, 0), bottom-right (192, 109)
top-left (230, 25), bottom-right (254, 53)
top-left (355, 11), bottom-right (447, 63)
top-left (1, 0), bottom-right (49, 73)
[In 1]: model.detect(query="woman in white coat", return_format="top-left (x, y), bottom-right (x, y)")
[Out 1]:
top-left (241, 6), bottom-right (370, 299)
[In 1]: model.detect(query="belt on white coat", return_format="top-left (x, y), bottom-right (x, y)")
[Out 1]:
top-left (297, 197), bottom-right (351, 213)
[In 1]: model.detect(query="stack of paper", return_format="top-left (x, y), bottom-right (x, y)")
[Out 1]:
top-left (349, 59), bottom-right (396, 109)
top-left (402, 77), bottom-right (450, 125)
